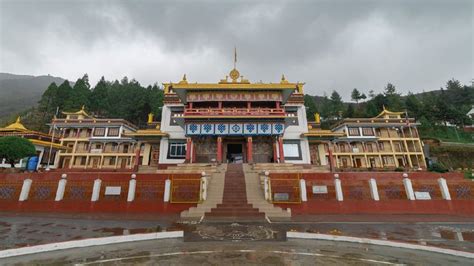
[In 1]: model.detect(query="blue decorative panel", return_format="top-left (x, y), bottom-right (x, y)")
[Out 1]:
top-left (257, 123), bottom-right (271, 135)
top-left (215, 123), bottom-right (228, 135)
top-left (229, 123), bottom-right (243, 135)
top-left (185, 123), bottom-right (285, 136)
top-left (201, 123), bottom-right (215, 135)
top-left (186, 124), bottom-right (200, 135)
top-left (272, 123), bottom-right (284, 135)
top-left (244, 123), bottom-right (257, 135)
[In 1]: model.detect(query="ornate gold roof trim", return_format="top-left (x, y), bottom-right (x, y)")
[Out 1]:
top-left (3, 116), bottom-right (27, 131)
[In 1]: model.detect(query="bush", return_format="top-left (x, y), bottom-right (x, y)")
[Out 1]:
top-left (394, 167), bottom-right (405, 172)
top-left (428, 162), bottom-right (449, 173)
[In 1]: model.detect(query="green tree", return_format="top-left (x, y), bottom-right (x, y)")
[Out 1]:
top-left (384, 83), bottom-right (402, 110)
top-left (351, 88), bottom-right (366, 104)
top-left (344, 103), bottom-right (355, 118)
top-left (56, 80), bottom-right (73, 111)
top-left (89, 76), bottom-right (110, 116)
top-left (0, 136), bottom-right (36, 167)
top-left (304, 94), bottom-right (318, 121)
top-left (405, 93), bottom-right (422, 119)
top-left (330, 90), bottom-right (344, 118)
top-left (37, 82), bottom-right (59, 131)
top-left (68, 74), bottom-right (91, 110)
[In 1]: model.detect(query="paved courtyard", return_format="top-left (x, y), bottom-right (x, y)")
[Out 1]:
top-left (0, 213), bottom-right (473, 264)
top-left (2, 237), bottom-right (473, 265)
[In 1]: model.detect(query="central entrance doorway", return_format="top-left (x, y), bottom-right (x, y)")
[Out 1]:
top-left (226, 143), bottom-right (243, 163)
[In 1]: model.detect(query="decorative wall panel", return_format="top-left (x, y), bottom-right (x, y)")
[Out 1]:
top-left (185, 123), bottom-right (285, 136)
top-left (187, 91), bottom-right (282, 102)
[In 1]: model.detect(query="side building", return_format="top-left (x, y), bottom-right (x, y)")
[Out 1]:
top-left (305, 109), bottom-right (426, 170)
top-left (0, 117), bottom-right (63, 169)
top-left (52, 107), bottom-right (141, 170)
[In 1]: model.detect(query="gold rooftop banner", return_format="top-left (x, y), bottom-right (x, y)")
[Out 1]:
top-left (186, 91), bottom-right (282, 102)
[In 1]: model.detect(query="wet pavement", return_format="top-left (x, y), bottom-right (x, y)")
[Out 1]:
top-left (0, 214), bottom-right (473, 264)
top-left (2, 238), bottom-right (472, 265)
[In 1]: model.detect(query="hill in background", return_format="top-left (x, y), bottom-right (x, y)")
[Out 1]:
top-left (0, 73), bottom-right (70, 123)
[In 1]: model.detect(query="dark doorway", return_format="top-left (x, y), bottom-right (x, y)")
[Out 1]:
top-left (227, 144), bottom-right (243, 163)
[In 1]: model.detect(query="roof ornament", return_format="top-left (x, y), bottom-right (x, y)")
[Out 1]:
top-left (280, 74), bottom-right (289, 84)
top-left (229, 46), bottom-right (241, 82)
top-left (179, 74), bottom-right (188, 84)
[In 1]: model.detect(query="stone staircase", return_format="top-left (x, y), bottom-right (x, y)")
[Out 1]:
top-left (205, 164), bottom-right (265, 221)
top-left (180, 165), bottom-right (226, 221)
top-left (243, 164), bottom-right (291, 221)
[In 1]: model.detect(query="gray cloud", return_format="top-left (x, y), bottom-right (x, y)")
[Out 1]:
top-left (0, 0), bottom-right (472, 99)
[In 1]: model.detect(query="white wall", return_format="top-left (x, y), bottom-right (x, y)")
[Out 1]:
top-left (159, 104), bottom-right (186, 164)
top-left (283, 104), bottom-right (311, 164)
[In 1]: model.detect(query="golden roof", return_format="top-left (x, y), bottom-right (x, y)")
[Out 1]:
top-left (1, 116), bottom-right (27, 131)
top-left (374, 106), bottom-right (404, 118)
top-left (62, 105), bottom-right (92, 118)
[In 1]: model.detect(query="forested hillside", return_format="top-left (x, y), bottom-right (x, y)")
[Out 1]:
top-left (5, 75), bottom-right (163, 132)
top-left (304, 80), bottom-right (474, 143)
top-left (0, 73), bottom-right (68, 121)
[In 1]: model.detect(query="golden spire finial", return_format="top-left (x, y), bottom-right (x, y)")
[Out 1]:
top-left (16, 116), bottom-right (21, 123)
top-left (183, 74), bottom-right (187, 81)
top-left (81, 105), bottom-right (85, 111)
top-left (382, 104), bottom-right (386, 111)
top-left (234, 46), bottom-right (237, 69)
top-left (281, 74), bottom-right (289, 84)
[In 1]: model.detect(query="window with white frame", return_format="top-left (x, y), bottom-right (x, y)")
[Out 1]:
top-left (167, 141), bottom-right (186, 159)
top-left (283, 140), bottom-right (302, 160)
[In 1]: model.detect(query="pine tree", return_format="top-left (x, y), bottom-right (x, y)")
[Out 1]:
top-left (89, 76), bottom-right (109, 116)
top-left (304, 94), bottom-right (318, 121)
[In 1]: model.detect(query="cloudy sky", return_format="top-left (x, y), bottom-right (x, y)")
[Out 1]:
top-left (0, 0), bottom-right (472, 98)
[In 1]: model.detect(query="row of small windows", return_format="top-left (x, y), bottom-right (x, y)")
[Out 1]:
top-left (93, 127), bottom-right (120, 137)
top-left (348, 127), bottom-right (375, 136)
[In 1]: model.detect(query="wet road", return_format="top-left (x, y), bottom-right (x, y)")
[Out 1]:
top-left (2, 238), bottom-right (472, 265)
top-left (0, 214), bottom-right (473, 265)
top-left (0, 215), bottom-right (473, 252)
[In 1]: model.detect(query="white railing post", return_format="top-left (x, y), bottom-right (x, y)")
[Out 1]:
top-left (127, 174), bottom-right (137, 202)
top-left (334, 177), bottom-right (343, 202)
top-left (91, 179), bottom-right (102, 202)
top-left (300, 179), bottom-right (307, 202)
top-left (369, 178), bottom-right (379, 201)
top-left (164, 179), bottom-right (171, 202)
top-left (437, 177), bottom-right (451, 200)
top-left (402, 174), bottom-right (415, 200)
top-left (55, 174), bottom-right (67, 201)
top-left (200, 171), bottom-right (208, 201)
top-left (19, 178), bottom-right (32, 201)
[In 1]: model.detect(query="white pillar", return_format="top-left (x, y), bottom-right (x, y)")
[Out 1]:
top-left (91, 179), bottom-right (102, 202)
top-left (18, 179), bottom-right (32, 201)
top-left (334, 178), bottom-right (343, 201)
top-left (163, 179), bottom-right (171, 202)
top-left (369, 178), bottom-right (379, 201)
top-left (264, 176), bottom-right (270, 201)
top-left (299, 179), bottom-right (307, 202)
top-left (127, 174), bottom-right (137, 202)
top-left (403, 177), bottom-right (415, 200)
top-left (437, 177), bottom-right (451, 200)
top-left (200, 176), bottom-right (208, 201)
top-left (54, 174), bottom-right (68, 201)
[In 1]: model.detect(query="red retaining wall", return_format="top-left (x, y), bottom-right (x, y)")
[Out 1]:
top-left (0, 171), bottom-right (199, 215)
top-left (276, 200), bottom-right (474, 216)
